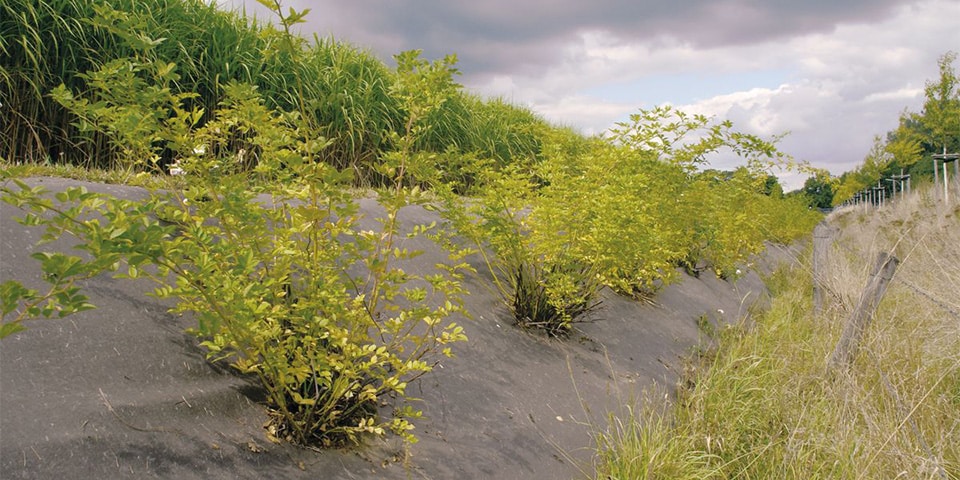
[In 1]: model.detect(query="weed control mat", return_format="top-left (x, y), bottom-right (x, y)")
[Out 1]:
top-left (1, 177), bottom-right (794, 479)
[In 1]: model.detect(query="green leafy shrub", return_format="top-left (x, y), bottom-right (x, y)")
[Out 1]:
top-left (151, 94), bottom-right (470, 445)
top-left (757, 191), bottom-right (823, 244)
top-left (531, 135), bottom-right (689, 299)
top-left (677, 170), bottom-right (820, 278)
top-left (434, 165), bottom-right (571, 335)
top-left (610, 105), bottom-right (815, 278)
top-left (678, 173), bottom-right (761, 278)
top-left (435, 105), bottom-right (816, 336)
top-left (0, 178), bottom-right (130, 338)
top-left (4, 9), bottom-right (470, 446)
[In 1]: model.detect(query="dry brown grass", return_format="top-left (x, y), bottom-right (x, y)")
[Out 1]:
top-left (824, 180), bottom-right (960, 478)
top-left (594, 180), bottom-right (960, 479)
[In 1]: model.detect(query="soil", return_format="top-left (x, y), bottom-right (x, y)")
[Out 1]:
top-left (0, 177), bottom-right (800, 479)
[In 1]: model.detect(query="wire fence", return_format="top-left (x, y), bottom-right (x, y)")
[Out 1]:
top-left (811, 183), bottom-right (955, 480)
top-left (836, 154), bottom-right (960, 209)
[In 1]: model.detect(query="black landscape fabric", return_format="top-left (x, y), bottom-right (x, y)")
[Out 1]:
top-left (0, 177), bottom-right (796, 479)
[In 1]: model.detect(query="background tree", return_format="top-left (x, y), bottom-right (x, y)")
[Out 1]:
top-left (762, 174), bottom-right (784, 198)
top-left (876, 51), bottom-right (959, 186)
top-left (833, 135), bottom-right (895, 205)
top-left (802, 173), bottom-right (834, 209)
top-left (921, 51), bottom-right (960, 154)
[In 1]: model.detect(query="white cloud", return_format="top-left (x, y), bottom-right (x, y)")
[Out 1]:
top-left (476, 0), bottom-right (957, 190)
top-left (231, 0), bottom-right (958, 190)
top-left (862, 87), bottom-right (925, 104)
top-left (531, 95), bottom-right (637, 135)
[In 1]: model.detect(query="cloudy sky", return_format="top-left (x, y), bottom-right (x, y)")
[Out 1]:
top-left (224, 0), bottom-right (959, 189)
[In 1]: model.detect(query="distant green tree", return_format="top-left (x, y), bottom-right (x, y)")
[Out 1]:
top-left (833, 135), bottom-right (893, 205)
top-left (880, 51), bottom-right (959, 182)
top-left (802, 174), bottom-right (834, 209)
top-left (921, 51), bottom-right (960, 154)
top-left (885, 116), bottom-right (925, 169)
top-left (762, 174), bottom-right (783, 198)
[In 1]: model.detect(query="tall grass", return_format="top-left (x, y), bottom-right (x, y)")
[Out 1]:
top-left (0, 0), bottom-right (548, 184)
top-left (1, 0), bottom-right (106, 164)
top-left (1, 0), bottom-right (264, 165)
top-left (419, 93), bottom-right (547, 166)
top-left (595, 183), bottom-right (960, 478)
top-left (303, 37), bottom-right (400, 175)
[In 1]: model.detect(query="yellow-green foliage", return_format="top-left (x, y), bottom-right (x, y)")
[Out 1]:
top-left (2, 46), bottom-right (471, 448)
top-left (2, 0), bottom-right (824, 452)
top-left (532, 135), bottom-right (689, 296)
top-left (684, 171), bottom-right (820, 277)
top-left (437, 107), bottom-right (819, 335)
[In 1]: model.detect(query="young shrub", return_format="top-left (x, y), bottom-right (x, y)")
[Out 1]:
top-left (431, 137), bottom-right (602, 336)
top-left (610, 105), bottom-right (809, 279)
top-left (7, 10), bottom-right (471, 445)
top-left (161, 117), bottom-right (470, 446)
top-left (532, 136), bottom-right (688, 299)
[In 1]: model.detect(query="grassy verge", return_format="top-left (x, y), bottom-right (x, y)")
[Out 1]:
top-left (595, 185), bottom-right (960, 479)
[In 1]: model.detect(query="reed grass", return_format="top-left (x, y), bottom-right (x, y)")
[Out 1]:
top-left (0, 0), bottom-right (548, 185)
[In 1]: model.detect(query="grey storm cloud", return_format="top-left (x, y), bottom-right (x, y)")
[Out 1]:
top-left (223, 0), bottom-right (956, 188)
top-left (228, 0), bottom-right (912, 76)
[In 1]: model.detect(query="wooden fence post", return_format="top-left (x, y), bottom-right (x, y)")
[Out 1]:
top-left (827, 252), bottom-right (899, 370)
top-left (812, 222), bottom-right (836, 314)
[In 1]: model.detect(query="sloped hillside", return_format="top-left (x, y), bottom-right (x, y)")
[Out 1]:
top-left (0, 177), bottom-right (795, 479)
